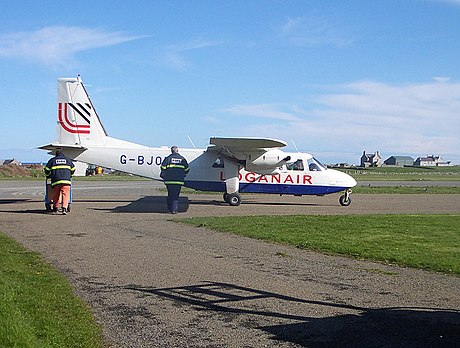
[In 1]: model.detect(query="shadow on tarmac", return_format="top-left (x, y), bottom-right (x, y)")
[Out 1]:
top-left (0, 198), bottom-right (32, 204)
top-left (111, 196), bottom-right (190, 213)
top-left (126, 281), bottom-right (460, 347)
top-left (99, 195), bottom-right (331, 213)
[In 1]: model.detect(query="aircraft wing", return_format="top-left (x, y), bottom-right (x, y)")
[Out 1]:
top-left (207, 137), bottom-right (289, 175)
top-left (207, 136), bottom-right (287, 161)
top-left (208, 136), bottom-right (287, 152)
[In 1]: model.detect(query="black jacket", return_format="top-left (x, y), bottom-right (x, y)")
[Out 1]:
top-left (160, 153), bottom-right (189, 185)
top-left (44, 153), bottom-right (75, 186)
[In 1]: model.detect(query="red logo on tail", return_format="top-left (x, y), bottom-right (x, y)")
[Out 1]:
top-left (58, 103), bottom-right (91, 134)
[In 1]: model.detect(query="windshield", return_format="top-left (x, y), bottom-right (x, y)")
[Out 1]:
top-left (307, 157), bottom-right (326, 171)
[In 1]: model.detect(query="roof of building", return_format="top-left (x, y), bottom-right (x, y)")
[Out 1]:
top-left (386, 156), bottom-right (414, 160)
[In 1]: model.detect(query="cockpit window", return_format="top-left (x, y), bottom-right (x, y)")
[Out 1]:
top-left (307, 157), bottom-right (326, 171)
top-left (286, 159), bottom-right (304, 171)
top-left (212, 157), bottom-right (224, 168)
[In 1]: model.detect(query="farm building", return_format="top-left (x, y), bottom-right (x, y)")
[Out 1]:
top-left (384, 156), bottom-right (414, 166)
top-left (360, 151), bottom-right (382, 167)
top-left (414, 155), bottom-right (451, 167)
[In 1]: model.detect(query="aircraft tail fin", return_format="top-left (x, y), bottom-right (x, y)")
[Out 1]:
top-left (56, 76), bottom-right (107, 147)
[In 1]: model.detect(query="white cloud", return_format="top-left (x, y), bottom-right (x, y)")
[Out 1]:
top-left (220, 79), bottom-right (460, 164)
top-left (280, 16), bottom-right (354, 47)
top-left (222, 104), bottom-right (301, 121)
top-left (162, 37), bottom-right (221, 71)
top-left (0, 26), bottom-right (142, 66)
top-left (434, 0), bottom-right (460, 6)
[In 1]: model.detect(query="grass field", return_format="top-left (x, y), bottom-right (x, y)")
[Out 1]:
top-left (179, 214), bottom-right (460, 275)
top-left (338, 165), bottom-right (460, 181)
top-left (352, 186), bottom-right (460, 194)
top-left (0, 232), bottom-right (105, 348)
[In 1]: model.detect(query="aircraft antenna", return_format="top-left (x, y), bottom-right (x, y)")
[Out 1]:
top-left (291, 139), bottom-right (300, 153)
top-left (187, 135), bottom-right (196, 149)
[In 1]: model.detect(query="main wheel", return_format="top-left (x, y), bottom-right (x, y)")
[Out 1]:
top-left (228, 193), bottom-right (241, 206)
top-left (339, 194), bottom-right (351, 206)
top-left (223, 193), bottom-right (230, 203)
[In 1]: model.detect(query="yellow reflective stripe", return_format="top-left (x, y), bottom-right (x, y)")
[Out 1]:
top-left (164, 181), bottom-right (184, 185)
top-left (51, 180), bottom-right (72, 186)
top-left (50, 165), bottom-right (72, 170)
top-left (164, 164), bottom-right (187, 169)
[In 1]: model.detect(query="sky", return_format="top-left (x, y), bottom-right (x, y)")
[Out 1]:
top-left (1, 0), bottom-right (459, 165)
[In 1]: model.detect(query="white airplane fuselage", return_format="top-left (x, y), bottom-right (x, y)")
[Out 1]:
top-left (63, 139), bottom-right (356, 197)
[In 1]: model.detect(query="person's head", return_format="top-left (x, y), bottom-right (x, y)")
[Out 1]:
top-left (55, 150), bottom-right (62, 156)
top-left (171, 146), bottom-right (179, 154)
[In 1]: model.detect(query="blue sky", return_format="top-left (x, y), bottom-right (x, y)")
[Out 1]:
top-left (1, 0), bottom-right (459, 165)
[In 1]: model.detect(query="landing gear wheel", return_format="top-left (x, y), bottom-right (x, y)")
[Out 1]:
top-left (339, 189), bottom-right (352, 206)
top-left (223, 193), bottom-right (230, 203)
top-left (227, 193), bottom-right (241, 206)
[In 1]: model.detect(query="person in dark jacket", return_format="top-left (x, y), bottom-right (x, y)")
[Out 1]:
top-left (160, 146), bottom-right (189, 214)
top-left (44, 150), bottom-right (75, 214)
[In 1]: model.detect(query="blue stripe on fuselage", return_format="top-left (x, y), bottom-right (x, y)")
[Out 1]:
top-left (184, 180), bottom-right (349, 195)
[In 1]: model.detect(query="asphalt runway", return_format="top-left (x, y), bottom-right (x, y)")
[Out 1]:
top-left (0, 180), bottom-right (459, 347)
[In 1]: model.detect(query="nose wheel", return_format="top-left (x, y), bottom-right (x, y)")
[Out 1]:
top-left (339, 189), bottom-right (352, 206)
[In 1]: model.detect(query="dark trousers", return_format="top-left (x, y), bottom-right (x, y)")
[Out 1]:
top-left (166, 184), bottom-right (182, 212)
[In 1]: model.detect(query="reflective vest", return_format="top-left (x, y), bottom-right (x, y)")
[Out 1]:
top-left (160, 153), bottom-right (189, 185)
top-left (44, 154), bottom-right (75, 186)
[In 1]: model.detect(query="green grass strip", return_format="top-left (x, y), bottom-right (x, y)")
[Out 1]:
top-left (352, 186), bottom-right (460, 194)
top-left (0, 232), bottom-right (105, 348)
top-left (180, 214), bottom-right (460, 275)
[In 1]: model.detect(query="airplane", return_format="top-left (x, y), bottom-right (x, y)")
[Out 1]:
top-left (39, 76), bottom-right (357, 207)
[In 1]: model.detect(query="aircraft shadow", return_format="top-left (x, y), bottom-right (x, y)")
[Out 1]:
top-left (240, 200), bottom-right (328, 207)
top-left (0, 209), bottom-right (52, 215)
top-left (187, 197), bottom-right (331, 207)
top-left (0, 198), bottom-right (32, 204)
top-left (108, 196), bottom-right (190, 214)
top-left (73, 199), bottom-right (139, 204)
top-left (126, 281), bottom-right (460, 347)
top-left (104, 195), bottom-right (241, 213)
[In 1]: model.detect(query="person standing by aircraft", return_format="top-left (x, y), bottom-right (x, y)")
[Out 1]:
top-left (160, 146), bottom-right (190, 214)
top-left (44, 150), bottom-right (75, 215)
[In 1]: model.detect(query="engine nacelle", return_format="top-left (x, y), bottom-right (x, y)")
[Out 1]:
top-left (245, 149), bottom-right (290, 174)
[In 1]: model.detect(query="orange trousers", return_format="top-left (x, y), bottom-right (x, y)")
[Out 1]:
top-left (52, 184), bottom-right (71, 209)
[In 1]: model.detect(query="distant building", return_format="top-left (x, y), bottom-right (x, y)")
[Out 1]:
top-left (414, 155), bottom-right (451, 167)
top-left (0, 158), bottom-right (21, 165)
top-left (360, 151), bottom-right (382, 167)
top-left (384, 156), bottom-right (414, 166)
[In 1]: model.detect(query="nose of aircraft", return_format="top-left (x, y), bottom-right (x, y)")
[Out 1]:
top-left (333, 169), bottom-right (357, 188)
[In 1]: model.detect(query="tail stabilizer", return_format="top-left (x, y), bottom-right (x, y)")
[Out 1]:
top-left (56, 76), bottom-right (107, 146)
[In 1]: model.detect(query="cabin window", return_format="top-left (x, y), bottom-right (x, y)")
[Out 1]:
top-left (286, 159), bottom-right (304, 171)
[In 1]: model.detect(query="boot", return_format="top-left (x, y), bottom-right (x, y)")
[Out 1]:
top-left (172, 200), bottom-right (179, 214)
